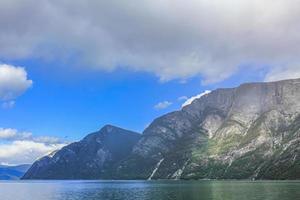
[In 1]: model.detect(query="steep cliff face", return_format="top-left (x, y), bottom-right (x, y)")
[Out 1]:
top-left (116, 78), bottom-right (300, 180)
top-left (22, 125), bottom-right (141, 179)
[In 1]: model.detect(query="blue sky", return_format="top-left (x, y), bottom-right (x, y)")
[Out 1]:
top-left (1, 0), bottom-right (300, 164)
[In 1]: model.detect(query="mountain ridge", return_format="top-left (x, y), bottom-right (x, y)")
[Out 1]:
top-left (23, 78), bottom-right (300, 180)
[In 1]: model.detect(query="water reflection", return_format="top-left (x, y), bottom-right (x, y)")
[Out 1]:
top-left (0, 180), bottom-right (299, 200)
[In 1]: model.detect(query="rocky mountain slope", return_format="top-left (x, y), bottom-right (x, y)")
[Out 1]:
top-left (0, 164), bottom-right (31, 180)
top-left (22, 125), bottom-right (141, 179)
top-left (115, 78), bottom-right (300, 180)
top-left (23, 78), bottom-right (300, 180)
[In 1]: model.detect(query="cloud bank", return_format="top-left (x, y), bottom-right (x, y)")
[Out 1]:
top-left (0, 128), bottom-right (67, 165)
top-left (1, 0), bottom-right (300, 83)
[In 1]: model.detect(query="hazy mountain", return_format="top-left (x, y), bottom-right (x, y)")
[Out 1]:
top-left (23, 78), bottom-right (300, 180)
top-left (0, 164), bottom-right (31, 180)
top-left (22, 125), bottom-right (141, 179)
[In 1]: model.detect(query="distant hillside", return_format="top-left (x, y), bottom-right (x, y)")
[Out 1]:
top-left (0, 164), bottom-right (31, 180)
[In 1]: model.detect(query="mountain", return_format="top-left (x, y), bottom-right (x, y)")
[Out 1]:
top-left (23, 78), bottom-right (300, 180)
top-left (115, 78), bottom-right (300, 180)
top-left (0, 164), bottom-right (31, 180)
top-left (22, 125), bottom-right (141, 179)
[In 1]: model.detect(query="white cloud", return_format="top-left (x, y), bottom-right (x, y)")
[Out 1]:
top-left (264, 65), bottom-right (300, 82)
top-left (0, 128), bottom-right (17, 139)
top-left (0, 1), bottom-right (300, 82)
top-left (0, 128), bottom-right (32, 141)
top-left (177, 96), bottom-right (188, 101)
top-left (0, 64), bottom-right (32, 101)
top-left (182, 90), bottom-right (211, 108)
top-left (33, 136), bottom-right (61, 144)
top-left (0, 128), bottom-right (67, 164)
top-left (154, 101), bottom-right (172, 110)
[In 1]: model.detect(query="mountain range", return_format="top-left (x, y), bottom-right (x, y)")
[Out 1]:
top-left (0, 164), bottom-right (31, 180)
top-left (23, 78), bottom-right (300, 180)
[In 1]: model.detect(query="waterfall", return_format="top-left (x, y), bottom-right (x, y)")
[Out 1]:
top-left (147, 158), bottom-right (164, 180)
top-left (171, 160), bottom-right (189, 180)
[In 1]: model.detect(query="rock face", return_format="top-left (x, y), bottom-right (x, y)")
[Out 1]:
top-left (23, 78), bottom-right (300, 180)
top-left (115, 78), bottom-right (300, 180)
top-left (22, 125), bottom-right (141, 179)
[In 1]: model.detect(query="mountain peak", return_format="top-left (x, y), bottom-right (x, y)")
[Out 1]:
top-left (101, 124), bottom-right (116, 130)
top-left (100, 124), bottom-right (138, 135)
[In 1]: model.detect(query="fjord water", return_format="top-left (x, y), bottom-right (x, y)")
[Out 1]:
top-left (0, 180), bottom-right (299, 200)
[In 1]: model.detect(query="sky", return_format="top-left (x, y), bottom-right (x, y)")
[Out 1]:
top-left (1, 0), bottom-right (300, 165)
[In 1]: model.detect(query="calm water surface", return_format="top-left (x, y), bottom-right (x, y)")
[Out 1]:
top-left (0, 180), bottom-right (299, 200)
